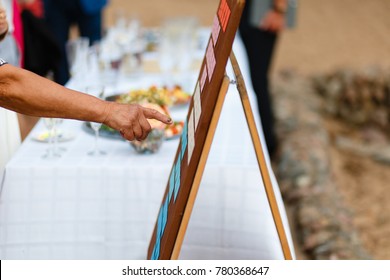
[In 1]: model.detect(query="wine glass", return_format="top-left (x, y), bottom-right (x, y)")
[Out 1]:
top-left (85, 85), bottom-right (106, 156)
top-left (66, 37), bottom-right (90, 82)
top-left (42, 118), bottom-right (60, 159)
top-left (158, 20), bottom-right (177, 87)
top-left (53, 118), bottom-right (67, 154)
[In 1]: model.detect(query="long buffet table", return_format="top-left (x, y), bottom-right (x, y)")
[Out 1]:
top-left (0, 33), bottom-right (295, 259)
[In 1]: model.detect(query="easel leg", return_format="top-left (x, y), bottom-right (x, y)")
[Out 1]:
top-left (170, 76), bottom-right (231, 259)
top-left (230, 51), bottom-right (293, 260)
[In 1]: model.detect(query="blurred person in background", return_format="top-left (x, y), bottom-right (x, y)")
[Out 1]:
top-left (239, 0), bottom-right (297, 158)
top-left (20, 0), bottom-right (60, 79)
top-left (0, 0), bottom-right (23, 67)
top-left (43, 0), bottom-right (108, 85)
top-left (0, 0), bottom-right (24, 180)
top-left (18, 0), bottom-right (43, 18)
top-left (0, 0), bottom-right (53, 143)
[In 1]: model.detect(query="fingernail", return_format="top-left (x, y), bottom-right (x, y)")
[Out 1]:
top-left (167, 118), bottom-right (172, 123)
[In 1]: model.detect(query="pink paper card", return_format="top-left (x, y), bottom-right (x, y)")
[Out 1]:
top-left (206, 39), bottom-right (216, 82)
top-left (212, 15), bottom-right (221, 46)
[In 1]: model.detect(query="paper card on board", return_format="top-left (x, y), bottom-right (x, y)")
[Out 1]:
top-left (206, 39), bottom-right (216, 82)
top-left (199, 65), bottom-right (207, 92)
top-left (162, 196), bottom-right (168, 233)
top-left (168, 169), bottom-right (175, 203)
top-left (174, 160), bottom-right (181, 201)
top-left (180, 122), bottom-right (188, 161)
top-left (152, 242), bottom-right (159, 260)
top-left (212, 15), bottom-right (221, 46)
top-left (157, 208), bottom-right (163, 239)
top-left (218, 0), bottom-right (231, 32)
top-left (193, 82), bottom-right (202, 130)
top-left (187, 110), bottom-right (195, 165)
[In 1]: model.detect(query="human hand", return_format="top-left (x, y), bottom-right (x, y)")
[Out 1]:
top-left (102, 102), bottom-right (173, 141)
top-left (259, 10), bottom-right (285, 33)
top-left (0, 7), bottom-right (8, 38)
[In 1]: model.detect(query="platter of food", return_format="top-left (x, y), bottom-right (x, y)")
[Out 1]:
top-left (164, 121), bottom-right (184, 140)
top-left (112, 85), bottom-right (191, 108)
top-left (83, 121), bottom-right (184, 141)
top-left (83, 87), bottom-right (188, 141)
top-left (32, 130), bottom-right (75, 143)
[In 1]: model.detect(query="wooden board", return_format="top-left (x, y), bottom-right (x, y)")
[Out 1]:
top-left (147, 0), bottom-right (245, 260)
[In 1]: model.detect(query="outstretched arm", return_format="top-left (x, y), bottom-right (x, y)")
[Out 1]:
top-left (0, 64), bottom-right (172, 141)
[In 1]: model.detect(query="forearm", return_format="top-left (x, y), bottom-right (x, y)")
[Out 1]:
top-left (0, 64), bottom-right (109, 123)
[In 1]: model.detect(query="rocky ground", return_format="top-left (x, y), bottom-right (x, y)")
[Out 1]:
top-left (272, 71), bottom-right (390, 259)
top-left (105, 0), bottom-right (390, 259)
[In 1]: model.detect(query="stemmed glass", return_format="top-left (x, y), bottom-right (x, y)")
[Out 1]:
top-left (66, 37), bottom-right (90, 82)
top-left (159, 20), bottom-right (177, 87)
top-left (159, 17), bottom-right (197, 87)
top-left (86, 85), bottom-right (106, 156)
top-left (53, 118), bottom-right (67, 154)
top-left (42, 118), bottom-right (60, 159)
top-left (158, 36), bottom-right (175, 86)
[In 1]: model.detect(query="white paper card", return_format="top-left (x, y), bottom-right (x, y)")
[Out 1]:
top-left (193, 82), bottom-right (202, 131)
top-left (206, 39), bottom-right (216, 82)
top-left (187, 110), bottom-right (195, 165)
top-left (200, 65), bottom-right (207, 92)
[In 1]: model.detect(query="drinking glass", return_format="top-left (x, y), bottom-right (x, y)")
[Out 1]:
top-left (177, 17), bottom-right (198, 72)
top-left (53, 118), bottom-right (67, 154)
top-left (86, 86), bottom-right (107, 156)
top-left (159, 17), bottom-right (198, 86)
top-left (66, 37), bottom-right (90, 81)
top-left (42, 118), bottom-right (60, 159)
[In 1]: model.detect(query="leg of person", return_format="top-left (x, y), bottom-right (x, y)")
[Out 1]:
top-left (43, 0), bottom-right (74, 85)
top-left (239, 13), bottom-right (279, 158)
top-left (239, 1), bottom-right (279, 158)
top-left (77, 9), bottom-right (103, 44)
top-left (242, 29), bottom-right (278, 158)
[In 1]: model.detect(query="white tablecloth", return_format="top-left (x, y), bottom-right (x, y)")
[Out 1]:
top-left (0, 108), bottom-right (21, 184)
top-left (0, 34), bottom-right (295, 259)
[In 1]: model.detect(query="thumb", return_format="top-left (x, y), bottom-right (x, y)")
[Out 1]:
top-left (142, 107), bottom-right (172, 125)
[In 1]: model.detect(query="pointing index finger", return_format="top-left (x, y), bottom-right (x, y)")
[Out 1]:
top-left (142, 107), bottom-right (172, 125)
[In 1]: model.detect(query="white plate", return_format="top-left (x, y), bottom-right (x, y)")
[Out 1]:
top-left (32, 130), bottom-right (75, 143)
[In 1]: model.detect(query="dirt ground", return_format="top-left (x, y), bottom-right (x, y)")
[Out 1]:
top-left (325, 118), bottom-right (390, 260)
top-left (106, 0), bottom-right (390, 259)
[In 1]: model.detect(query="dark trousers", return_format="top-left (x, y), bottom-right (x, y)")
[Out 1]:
top-left (239, 1), bottom-right (278, 158)
top-left (43, 0), bottom-right (103, 85)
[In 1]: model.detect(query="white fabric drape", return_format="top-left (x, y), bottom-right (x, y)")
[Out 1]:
top-left (0, 108), bottom-right (21, 182)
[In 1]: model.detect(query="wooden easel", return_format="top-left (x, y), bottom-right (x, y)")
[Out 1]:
top-left (230, 52), bottom-right (293, 260)
top-left (168, 52), bottom-right (293, 260)
top-left (147, 0), bottom-right (292, 260)
top-left (148, 53), bottom-right (293, 260)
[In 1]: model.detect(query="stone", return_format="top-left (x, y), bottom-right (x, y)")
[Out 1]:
top-left (372, 147), bottom-right (390, 165)
top-left (273, 73), bottom-right (372, 260)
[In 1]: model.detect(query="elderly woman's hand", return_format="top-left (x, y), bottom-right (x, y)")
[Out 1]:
top-left (102, 102), bottom-right (173, 141)
top-left (0, 7), bottom-right (8, 40)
